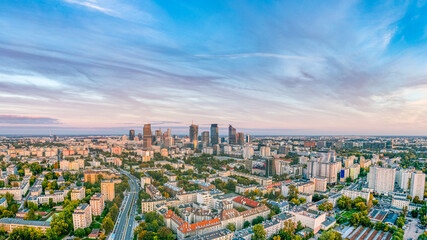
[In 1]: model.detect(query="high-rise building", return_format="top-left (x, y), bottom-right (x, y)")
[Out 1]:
top-left (101, 179), bottom-right (115, 201)
top-left (410, 171), bottom-right (425, 199)
top-left (155, 129), bottom-right (163, 145)
top-left (228, 125), bottom-right (237, 144)
top-left (367, 166), bottom-right (395, 193)
top-left (129, 129), bottom-right (135, 141)
top-left (237, 132), bottom-right (245, 145)
top-left (396, 169), bottom-right (411, 191)
top-left (138, 133), bottom-right (142, 141)
top-left (307, 160), bottom-right (340, 184)
top-left (143, 124), bottom-right (152, 149)
top-left (245, 134), bottom-right (251, 143)
top-left (189, 123), bottom-right (199, 143)
top-left (163, 128), bottom-right (173, 148)
top-left (210, 124), bottom-right (219, 145)
top-left (72, 204), bottom-right (92, 230)
top-left (243, 145), bottom-right (254, 159)
top-left (201, 131), bottom-right (210, 145)
top-left (90, 193), bottom-right (105, 216)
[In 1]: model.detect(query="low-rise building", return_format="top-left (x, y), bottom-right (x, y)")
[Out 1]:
top-left (0, 218), bottom-right (51, 233)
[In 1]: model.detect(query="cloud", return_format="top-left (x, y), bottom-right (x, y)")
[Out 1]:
top-left (0, 115), bottom-right (60, 124)
top-left (196, 53), bottom-right (323, 62)
top-left (62, 0), bottom-right (114, 15)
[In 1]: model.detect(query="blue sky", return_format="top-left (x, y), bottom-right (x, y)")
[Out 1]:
top-left (1, 0), bottom-right (427, 135)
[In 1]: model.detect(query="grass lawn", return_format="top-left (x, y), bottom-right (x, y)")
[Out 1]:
top-left (341, 210), bottom-right (358, 218)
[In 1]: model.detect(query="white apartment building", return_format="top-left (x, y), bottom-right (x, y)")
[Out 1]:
top-left (72, 204), bottom-right (92, 230)
top-left (410, 171), bottom-right (425, 199)
top-left (367, 166), bottom-right (395, 193)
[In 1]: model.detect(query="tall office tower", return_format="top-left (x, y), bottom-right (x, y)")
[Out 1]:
top-left (138, 133), bottom-right (142, 141)
top-left (228, 125), bottom-right (237, 144)
top-left (143, 124), bottom-right (152, 149)
top-left (245, 134), bottom-right (251, 143)
top-left (163, 128), bottom-right (173, 148)
top-left (101, 179), bottom-right (115, 201)
top-left (367, 166), bottom-right (395, 193)
top-left (155, 129), bottom-right (163, 145)
top-left (202, 131), bottom-right (210, 145)
top-left (410, 171), bottom-right (426, 199)
top-left (210, 124), bottom-right (219, 145)
top-left (189, 123), bottom-right (199, 143)
top-left (237, 132), bottom-right (245, 145)
top-left (129, 129), bottom-right (135, 141)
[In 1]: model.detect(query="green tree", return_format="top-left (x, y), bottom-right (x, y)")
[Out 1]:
top-left (157, 227), bottom-right (175, 240)
top-left (244, 221), bottom-right (251, 228)
top-left (252, 224), bottom-right (266, 240)
top-left (45, 228), bottom-right (58, 240)
top-left (319, 230), bottom-right (342, 240)
top-left (226, 223), bottom-right (236, 232)
top-left (74, 228), bottom-right (86, 238)
top-left (288, 185), bottom-right (298, 200)
top-left (350, 213), bottom-right (360, 226)
top-left (110, 203), bottom-right (119, 221)
top-left (318, 202), bottom-right (333, 212)
top-left (24, 209), bottom-right (37, 220)
top-left (101, 216), bottom-right (114, 235)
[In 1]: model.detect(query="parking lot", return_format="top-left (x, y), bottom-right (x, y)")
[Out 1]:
top-left (404, 218), bottom-right (423, 240)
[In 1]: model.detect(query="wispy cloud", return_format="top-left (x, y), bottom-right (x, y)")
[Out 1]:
top-left (0, 115), bottom-right (60, 125)
top-left (62, 0), bottom-right (114, 15)
top-left (196, 53), bottom-right (323, 62)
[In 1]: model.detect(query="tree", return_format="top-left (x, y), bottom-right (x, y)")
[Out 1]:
top-left (157, 227), bottom-right (175, 240)
top-left (288, 185), bottom-right (298, 200)
top-left (226, 223), bottom-right (236, 232)
top-left (356, 202), bottom-right (367, 211)
top-left (101, 216), bottom-right (114, 235)
top-left (110, 204), bottom-right (119, 221)
top-left (244, 221), bottom-right (251, 228)
top-left (74, 228), bottom-right (86, 238)
top-left (411, 209), bottom-right (418, 218)
top-left (24, 209), bottom-right (37, 220)
top-left (319, 230), bottom-right (342, 240)
top-left (318, 202), bottom-right (333, 212)
top-left (45, 228), bottom-right (58, 240)
top-left (252, 224), bottom-right (266, 240)
top-left (396, 217), bottom-right (405, 228)
top-left (337, 196), bottom-right (353, 210)
top-left (350, 213), bottom-right (360, 226)
top-left (9, 227), bottom-right (44, 240)
top-left (402, 206), bottom-right (408, 217)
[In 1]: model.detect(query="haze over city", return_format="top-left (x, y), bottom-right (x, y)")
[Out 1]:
top-left (1, 0), bottom-right (427, 135)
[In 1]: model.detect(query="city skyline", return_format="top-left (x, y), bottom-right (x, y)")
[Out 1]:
top-left (2, 1), bottom-right (427, 135)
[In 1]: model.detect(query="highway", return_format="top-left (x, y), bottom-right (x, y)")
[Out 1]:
top-left (110, 168), bottom-right (139, 240)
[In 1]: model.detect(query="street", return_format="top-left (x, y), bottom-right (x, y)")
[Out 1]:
top-left (109, 168), bottom-right (139, 240)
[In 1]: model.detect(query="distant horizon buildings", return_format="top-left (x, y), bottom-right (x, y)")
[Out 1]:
top-left (129, 129), bottom-right (135, 141)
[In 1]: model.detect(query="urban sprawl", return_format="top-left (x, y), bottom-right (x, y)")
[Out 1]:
top-left (0, 123), bottom-right (426, 240)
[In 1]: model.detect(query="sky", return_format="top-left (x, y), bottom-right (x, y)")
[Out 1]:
top-left (1, 0), bottom-right (427, 136)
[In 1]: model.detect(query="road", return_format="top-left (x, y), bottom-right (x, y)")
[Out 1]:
top-left (110, 169), bottom-right (139, 240)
